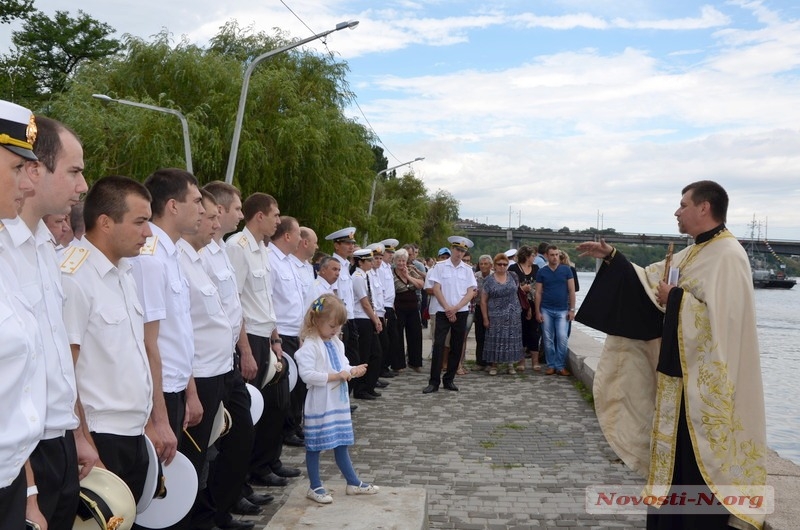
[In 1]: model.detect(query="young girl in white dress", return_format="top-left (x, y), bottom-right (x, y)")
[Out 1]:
top-left (295, 293), bottom-right (380, 504)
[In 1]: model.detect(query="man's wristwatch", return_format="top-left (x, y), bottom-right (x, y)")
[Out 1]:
top-left (270, 338), bottom-right (283, 345)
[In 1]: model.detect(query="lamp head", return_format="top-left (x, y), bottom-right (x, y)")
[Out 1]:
top-left (336, 20), bottom-right (359, 31)
top-left (92, 94), bottom-right (113, 102)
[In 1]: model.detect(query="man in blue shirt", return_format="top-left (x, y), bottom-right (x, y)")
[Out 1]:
top-left (534, 245), bottom-right (576, 376)
top-left (533, 241), bottom-right (548, 269)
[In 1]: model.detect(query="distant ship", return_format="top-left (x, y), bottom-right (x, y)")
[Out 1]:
top-left (751, 264), bottom-right (796, 289)
top-left (746, 219), bottom-right (796, 289)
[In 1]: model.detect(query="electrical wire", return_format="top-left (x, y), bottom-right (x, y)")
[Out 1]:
top-left (278, 0), bottom-right (401, 164)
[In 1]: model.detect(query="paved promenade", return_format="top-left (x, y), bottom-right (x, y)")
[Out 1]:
top-left (237, 329), bottom-right (648, 529)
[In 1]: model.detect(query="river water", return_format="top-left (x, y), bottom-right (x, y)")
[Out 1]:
top-left (573, 271), bottom-right (800, 466)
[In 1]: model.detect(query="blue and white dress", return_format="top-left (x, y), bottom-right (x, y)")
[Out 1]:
top-left (295, 335), bottom-right (355, 451)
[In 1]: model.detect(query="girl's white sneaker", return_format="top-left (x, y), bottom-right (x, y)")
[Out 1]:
top-left (345, 482), bottom-right (380, 495)
top-left (306, 487), bottom-right (333, 504)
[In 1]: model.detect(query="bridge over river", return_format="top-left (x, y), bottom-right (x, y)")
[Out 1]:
top-left (461, 226), bottom-right (800, 257)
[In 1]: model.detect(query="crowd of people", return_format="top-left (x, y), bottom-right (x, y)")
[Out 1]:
top-left (0, 98), bottom-right (576, 530)
top-left (2, 98), bottom-right (764, 530)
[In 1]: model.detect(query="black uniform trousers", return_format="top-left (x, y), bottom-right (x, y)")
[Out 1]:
top-left (0, 467), bottom-right (25, 530)
top-left (29, 431), bottom-right (79, 530)
top-left (280, 335), bottom-right (305, 441)
top-left (210, 367), bottom-right (254, 527)
top-left (428, 311), bottom-right (467, 387)
top-left (91, 433), bottom-right (149, 503)
top-left (342, 320), bottom-right (360, 393)
top-left (247, 333), bottom-right (289, 479)
top-left (353, 318), bottom-right (381, 395)
top-left (382, 308), bottom-right (400, 371)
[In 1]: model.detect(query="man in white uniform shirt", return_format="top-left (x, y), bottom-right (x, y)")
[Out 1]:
top-left (130, 168), bottom-right (205, 470)
top-left (0, 116), bottom-right (98, 529)
top-left (304, 255), bottom-right (340, 307)
top-left (423, 237), bottom-right (477, 394)
top-left (366, 243), bottom-right (391, 387)
top-left (267, 216), bottom-right (307, 453)
top-left (377, 239), bottom-right (402, 373)
top-left (293, 226), bottom-right (317, 293)
top-left (199, 182), bottom-right (267, 529)
top-left (226, 193), bottom-right (292, 489)
top-left (0, 100), bottom-right (47, 529)
top-left (325, 227), bottom-right (360, 370)
top-left (61, 176), bottom-right (154, 504)
top-left (351, 249), bottom-right (384, 400)
top-left (177, 190), bottom-right (239, 528)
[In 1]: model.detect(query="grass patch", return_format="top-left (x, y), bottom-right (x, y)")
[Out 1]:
top-left (479, 441), bottom-right (496, 449)
top-left (572, 380), bottom-right (595, 408)
top-left (501, 423), bottom-right (526, 431)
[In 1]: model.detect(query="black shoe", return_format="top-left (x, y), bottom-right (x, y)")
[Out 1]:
top-left (375, 380), bottom-right (389, 388)
top-left (366, 389), bottom-right (382, 397)
top-left (283, 434), bottom-right (305, 447)
top-left (380, 370), bottom-right (396, 378)
top-left (272, 465), bottom-right (301, 478)
top-left (422, 385), bottom-right (438, 394)
top-left (249, 472), bottom-right (288, 487)
top-left (353, 392), bottom-right (376, 400)
top-left (216, 519), bottom-right (255, 530)
top-left (350, 404), bottom-right (358, 412)
top-left (443, 382), bottom-right (459, 391)
top-left (246, 492), bottom-right (274, 505)
top-left (231, 497), bottom-right (262, 516)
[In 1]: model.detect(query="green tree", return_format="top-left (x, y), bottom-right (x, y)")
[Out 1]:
top-left (0, 0), bottom-right (32, 24)
top-left (368, 172), bottom-right (429, 246)
top-left (421, 190), bottom-right (460, 257)
top-left (9, 9), bottom-right (120, 97)
top-left (50, 23), bottom-right (375, 242)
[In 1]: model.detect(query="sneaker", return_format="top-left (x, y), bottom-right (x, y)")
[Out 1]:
top-left (508, 365), bottom-right (516, 375)
top-left (345, 482), bottom-right (380, 495)
top-left (488, 368), bottom-right (498, 376)
top-left (306, 487), bottom-right (333, 504)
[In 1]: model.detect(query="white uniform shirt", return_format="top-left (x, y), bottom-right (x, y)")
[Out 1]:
top-left (369, 268), bottom-right (385, 317)
top-left (424, 267), bottom-right (442, 315)
top-left (332, 253), bottom-right (354, 320)
top-left (225, 227), bottom-right (276, 338)
top-left (0, 216), bottom-right (78, 437)
top-left (61, 239), bottom-right (152, 436)
top-left (200, 238), bottom-right (243, 345)
top-left (379, 261), bottom-right (396, 308)
top-left (426, 258), bottom-right (477, 313)
top-left (267, 242), bottom-right (306, 337)
top-left (304, 277), bottom-right (335, 309)
top-left (130, 223), bottom-right (195, 393)
top-left (291, 254), bottom-right (314, 312)
top-left (178, 239), bottom-right (234, 378)
top-left (351, 268), bottom-right (373, 320)
top-left (0, 236), bottom-right (46, 486)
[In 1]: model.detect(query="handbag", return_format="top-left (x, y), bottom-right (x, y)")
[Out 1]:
top-left (517, 286), bottom-right (531, 312)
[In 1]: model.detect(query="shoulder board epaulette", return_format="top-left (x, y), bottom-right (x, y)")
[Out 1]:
top-left (140, 235), bottom-right (158, 256)
top-left (0, 221), bottom-right (4, 231)
top-left (238, 235), bottom-right (248, 248)
top-left (60, 246), bottom-right (90, 274)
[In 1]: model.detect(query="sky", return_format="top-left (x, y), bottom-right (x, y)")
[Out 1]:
top-left (2, 0), bottom-right (800, 239)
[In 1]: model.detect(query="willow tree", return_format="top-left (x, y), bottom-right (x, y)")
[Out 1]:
top-left (50, 22), bottom-right (375, 238)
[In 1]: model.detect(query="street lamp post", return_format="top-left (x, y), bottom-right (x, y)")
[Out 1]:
top-left (224, 20), bottom-right (359, 184)
top-left (92, 93), bottom-right (193, 173)
top-left (363, 156), bottom-right (425, 245)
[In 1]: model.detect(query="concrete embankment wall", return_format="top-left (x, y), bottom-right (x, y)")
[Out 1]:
top-left (566, 328), bottom-right (799, 530)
